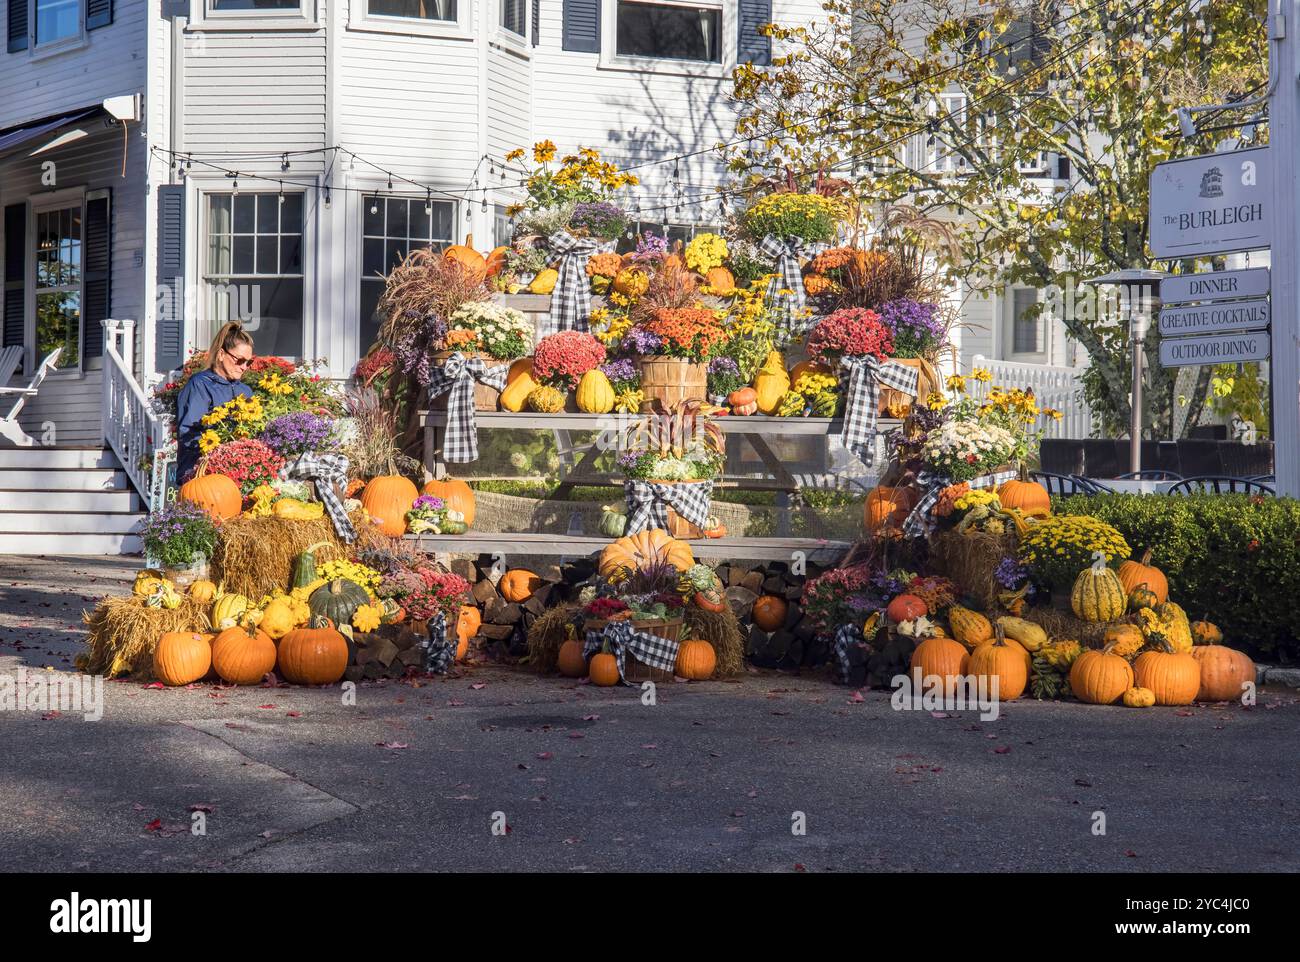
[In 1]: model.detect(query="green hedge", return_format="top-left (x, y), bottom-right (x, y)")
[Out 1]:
top-left (1054, 493), bottom-right (1300, 662)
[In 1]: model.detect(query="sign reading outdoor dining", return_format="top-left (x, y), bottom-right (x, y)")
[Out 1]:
top-left (1149, 147), bottom-right (1271, 259)
top-left (1159, 267), bottom-right (1270, 305)
top-left (1158, 330), bottom-right (1271, 367)
top-left (1158, 297), bottom-right (1271, 337)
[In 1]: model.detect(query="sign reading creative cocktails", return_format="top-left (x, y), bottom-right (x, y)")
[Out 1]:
top-left (1149, 147), bottom-right (1271, 259)
top-left (1158, 297), bottom-right (1271, 337)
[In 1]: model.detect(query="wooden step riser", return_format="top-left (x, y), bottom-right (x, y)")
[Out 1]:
top-left (0, 533), bottom-right (141, 555)
top-left (0, 469), bottom-right (130, 490)
top-left (0, 448), bottom-right (119, 469)
top-left (0, 489), bottom-right (142, 512)
top-left (0, 512), bottom-right (143, 534)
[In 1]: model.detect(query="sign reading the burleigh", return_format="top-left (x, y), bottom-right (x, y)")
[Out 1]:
top-left (1158, 297), bottom-right (1271, 337)
top-left (1149, 147), bottom-right (1270, 259)
top-left (1160, 267), bottom-right (1270, 305)
top-left (1159, 330), bottom-right (1271, 367)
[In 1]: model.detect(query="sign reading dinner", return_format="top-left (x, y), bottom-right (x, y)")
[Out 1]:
top-left (1149, 147), bottom-right (1270, 259)
top-left (1158, 297), bottom-right (1271, 337)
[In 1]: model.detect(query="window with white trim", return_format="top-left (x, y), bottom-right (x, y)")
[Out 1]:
top-left (370, 0), bottom-right (457, 22)
top-left (500, 0), bottom-right (526, 36)
top-left (360, 196), bottom-right (455, 353)
top-left (205, 192), bottom-right (305, 359)
top-left (208, 0), bottom-right (300, 10)
top-left (34, 0), bottom-right (81, 45)
top-left (33, 202), bottom-right (82, 370)
top-left (1010, 286), bottom-right (1043, 356)
top-left (616, 0), bottom-right (721, 62)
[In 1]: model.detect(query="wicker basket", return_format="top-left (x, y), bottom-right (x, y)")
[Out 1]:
top-left (430, 351), bottom-right (507, 412)
top-left (637, 356), bottom-right (708, 412)
top-left (584, 616), bottom-right (682, 682)
top-left (878, 356), bottom-right (941, 418)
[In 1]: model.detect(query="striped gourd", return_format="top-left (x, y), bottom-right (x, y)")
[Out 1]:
top-left (1071, 553), bottom-right (1127, 623)
top-left (948, 605), bottom-right (993, 649)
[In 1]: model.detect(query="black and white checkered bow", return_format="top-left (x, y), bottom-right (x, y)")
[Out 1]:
top-left (426, 352), bottom-right (510, 463)
top-left (421, 611), bottom-right (456, 674)
top-left (759, 234), bottom-right (829, 342)
top-left (582, 619), bottom-right (681, 684)
top-left (839, 355), bottom-right (919, 462)
top-left (544, 231), bottom-right (614, 336)
top-left (832, 622), bottom-right (869, 686)
top-left (623, 479), bottom-right (713, 535)
top-left (281, 452), bottom-right (357, 543)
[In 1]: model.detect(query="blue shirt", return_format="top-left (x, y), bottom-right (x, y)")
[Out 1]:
top-left (176, 368), bottom-right (253, 481)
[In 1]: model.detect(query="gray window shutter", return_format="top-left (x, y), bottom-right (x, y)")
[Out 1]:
top-left (8, 0), bottom-right (27, 53)
top-left (532, 0), bottom-right (539, 46)
top-left (738, 0), bottom-right (771, 66)
top-left (3, 202), bottom-right (24, 372)
top-left (155, 185), bottom-right (186, 372)
top-left (87, 0), bottom-right (114, 30)
top-left (562, 0), bottom-right (599, 53)
top-left (83, 191), bottom-right (111, 359)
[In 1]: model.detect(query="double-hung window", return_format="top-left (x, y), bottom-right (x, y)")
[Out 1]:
top-left (500, 0), bottom-right (525, 37)
top-left (360, 196), bottom-right (455, 353)
top-left (34, 0), bottom-right (80, 45)
top-left (1010, 286), bottom-right (1044, 359)
top-left (205, 192), bottom-right (305, 359)
top-left (615, 0), bottom-right (721, 63)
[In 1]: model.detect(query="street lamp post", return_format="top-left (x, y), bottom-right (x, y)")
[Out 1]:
top-left (1083, 270), bottom-right (1168, 475)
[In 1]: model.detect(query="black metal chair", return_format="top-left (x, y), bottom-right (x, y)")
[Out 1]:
top-left (1166, 476), bottom-right (1276, 496)
top-left (1250, 474), bottom-right (1276, 484)
top-left (1029, 471), bottom-right (1109, 497)
top-left (1116, 470), bottom-right (1183, 481)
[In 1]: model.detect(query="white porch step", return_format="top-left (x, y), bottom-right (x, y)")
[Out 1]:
top-left (0, 488), bottom-right (142, 511)
top-left (0, 511), bottom-right (143, 534)
top-left (0, 446), bottom-right (120, 469)
top-left (0, 467), bottom-right (130, 490)
top-left (0, 532), bottom-right (142, 555)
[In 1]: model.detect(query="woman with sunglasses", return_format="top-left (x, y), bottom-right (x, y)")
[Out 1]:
top-left (175, 321), bottom-right (256, 483)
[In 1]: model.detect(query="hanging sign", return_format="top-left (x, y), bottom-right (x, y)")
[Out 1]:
top-left (1158, 297), bottom-right (1271, 337)
top-left (1149, 147), bottom-right (1271, 259)
top-left (1159, 330), bottom-right (1270, 367)
top-left (1159, 267), bottom-right (1270, 305)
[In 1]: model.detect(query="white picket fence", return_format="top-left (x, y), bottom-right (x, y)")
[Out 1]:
top-left (969, 355), bottom-right (1095, 439)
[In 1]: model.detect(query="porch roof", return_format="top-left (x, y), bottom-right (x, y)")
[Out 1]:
top-left (0, 106), bottom-right (103, 162)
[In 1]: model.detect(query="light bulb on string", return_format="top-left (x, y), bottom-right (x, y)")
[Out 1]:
top-left (425, 190), bottom-right (433, 216)
top-left (387, 175), bottom-right (393, 191)
top-left (281, 153), bottom-right (290, 171)
top-left (370, 195), bottom-right (379, 216)
top-left (278, 181), bottom-right (285, 205)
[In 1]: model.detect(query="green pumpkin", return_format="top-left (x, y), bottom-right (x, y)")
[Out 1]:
top-left (599, 505), bottom-right (628, 538)
top-left (1071, 562), bottom-right (1126, 623)
top-left (1127, 585), bottom-right (1159, 614)
top-left (442, 520), bottom-right (468, 535)
top-left (290, 540), bottom-right (330, 592)
top-left (308, 578), bottom-right (371, 627)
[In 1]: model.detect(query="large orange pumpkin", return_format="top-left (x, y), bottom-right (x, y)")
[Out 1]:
top-left (968, 633), bottom-right (1027, 700)
top-left (996, 477), bottom-right (1051, 517)
top-left (705, 266), bottom-right (735, 293)
top-left (1133, 647), bottom-right (1200, 705)
top-left (456, 605), bottom-right (481, 660)
top-left (500, 569), bottom-right (542, 603)
top-left (153, 631), bottom-right (212, 686)
top-left (589, 652), bottom-right (620, 686)
top-left (422, 478), bottom-right (476, 527)
top-left (865, 485), bottom-right (917, 533)
top-left (211, 625), bottom-right (277, 685)
top-left (179, 471), bottom-right (242, 522)
top-left (886, 594), bottom-right (928, 623)
top-left (558, 640), bottom-right (588, 678)
top-left (675, 639), bottom-right (717, 680)
top-left (1117, 549), bottom-right (1168, 605)
top-left (752, 595), bottom-right (788, 631)
top-left (598, 529), bottom-right (695, 578)
top-left (362, 475), bottom-right (419, 536)
top-left (1069, 648), bottom-right (1134, 705)
top-left (444, 237), bottom-right (487, 284)
top-left (910, 636), bottom-right (969, 692)
top-left (1190, 644), bottom-right (1255, 702)
top-left (277, 617), bottom-right (349, 685)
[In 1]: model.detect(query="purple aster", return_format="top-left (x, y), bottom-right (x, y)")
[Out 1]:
top-left (877, 298), bottom-right (946, 358)
top-left (600, 358), bottom-right (637, 384)
top-left (261, 411), bottom-right (333, 458)
top-left (570, 201), bottom-right (628, 240)
top-left (708, 356), bottom-right (739, 375)
top-left (622, 327), bottom-right (663, 355)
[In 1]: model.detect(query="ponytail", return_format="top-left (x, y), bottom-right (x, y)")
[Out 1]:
top-left (207, 321), bottom-right (254, 370)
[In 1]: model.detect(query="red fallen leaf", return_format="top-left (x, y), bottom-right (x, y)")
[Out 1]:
top-left (641, 744), bottom-right (657, 749)
top-left (562, 837), bottom-right (580, 844)
top-left (376, 741), bottom-right (409, 750)
top-left (517, 763), bottom-right (530, 770)
top-left (145, 818), bottom-right (162, 832)
top-left (41, 711), bottom-right (61, 720)
top-left (930, 766), bottom-right (944, 773)
top-left (1175, 710), bottom-right (1194, 717)
top-left (1074, 778), bottom-right (1093, 787)
top-left (286, 711), bottom-right (301, 718)
top-left (850, 691), bottom-right (865, 703)
top-left (929, 711), bottom-right (950, 718)
top-left (747, 790), bottom-right (758, 798)
top-left (132, 803), bottom-right (145, 812)
top-left (447, 700), bottom-right (465, 706)
top-left (794, 863), bottom-right (807, 873)
top-left (730, 810), bottom-right (745, 817)
top-left (188, 804), bottom-right (214, 813)
top-left (470, 683), bottom-right (486, 690)
top-left (568, 732), bottom-right (585, 740)
top-left (709, 751), bottom-right (722, 757)
top-left (258, 704), bottom-right (276, 709)
top-left (259, 830), bottom-right (275, 839)
top-left (142, 682), bottom-right (165, 690)
top-left (582, 714), bottom-right (599, 721)
top-left (986, 734), bottom-right (999, 739)
top-left (993, 746), bottom-right (1011, 754)
top-left (536, 752), bottom-right (553, 760)
top-left (1125, 850), bottom-right (1138, 858)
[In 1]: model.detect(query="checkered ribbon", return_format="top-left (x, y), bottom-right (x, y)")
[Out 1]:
top-left (421, 611), bottom-right (456, 674)
top-left (582, 619), bottom-right (681, 684)
top-left (427, 352), bottom-right (510, 463)
top-left (623, 479), bottom-right (713, 535)
top-left (839, 355), bottom-right (919, 461)
top-left (543, 231), bottom-right (615, 335)
top-left (900, 466), bottom-right (1020, 540)
top-left (281, 452), bottom-right (357, 543)
top-left (759, 234), bottom-right (828, 341)
top-left (832, 623), bottom-right (867, 686)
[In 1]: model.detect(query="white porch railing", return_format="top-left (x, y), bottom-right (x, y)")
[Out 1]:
top-left (102, 319), bottom-right (171, 511)
top-left (969, 355), bottom-right (1095, 439)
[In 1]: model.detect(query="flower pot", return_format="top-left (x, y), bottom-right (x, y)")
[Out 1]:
top-left (636, 356), bottom-right (708, 412)
top-left (163, 556), bottom-right (209, 588)
top-left (584, 616), bottom-right (682, 682)
top-left (430, 351), bottom-right (508, 411)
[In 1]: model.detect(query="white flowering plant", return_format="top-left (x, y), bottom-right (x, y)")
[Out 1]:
top-left (448, 302), bottom-right (533, 361)
top-left (920, 414), bottom-right (1017, 483)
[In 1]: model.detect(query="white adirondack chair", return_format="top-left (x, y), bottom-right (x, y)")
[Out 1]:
top-left (0, 347), bottom-right (62, 446)
top-left (0, 346), bottom-right (22, 387)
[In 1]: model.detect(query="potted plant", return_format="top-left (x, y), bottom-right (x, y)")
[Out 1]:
top-left (140, 500), bottom-right (218, 586)
top-left (617, 400), bottom-right (724, 538)
top-left (579, 563), bottom-right (686, 682)
top-left (531, 330), bottom-right (607, 412)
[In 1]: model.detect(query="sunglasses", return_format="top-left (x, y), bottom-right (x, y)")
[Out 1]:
top-left (225, 349), bottom-right (253, 368)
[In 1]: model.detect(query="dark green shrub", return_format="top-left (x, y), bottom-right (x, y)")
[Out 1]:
top-left (1055, 493), bottom-right (1300, 662)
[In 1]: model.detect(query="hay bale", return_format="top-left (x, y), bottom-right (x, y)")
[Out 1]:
top-left (81, 596), bottom-right (210, 678)
top-left (928, 528), bottom-right (1018, 608)
top-left (525, 604), bottom-right (577, 673)
top-left (1019, 605), bottom-right (1109, 648)
top-left (684, 606), bottom-right (744, 678)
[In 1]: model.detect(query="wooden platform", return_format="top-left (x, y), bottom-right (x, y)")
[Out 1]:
top-left (405, 532), bottom-right (852, 563)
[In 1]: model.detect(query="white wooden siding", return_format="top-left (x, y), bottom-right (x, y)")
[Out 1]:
top-left (486, 42), bottom-right (531, 165)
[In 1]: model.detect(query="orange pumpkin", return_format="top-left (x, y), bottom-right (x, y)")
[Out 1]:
top-left (599, 529), bottom-right (695, 578)
top-left (362, 475), bottom-right (418, 537)
top-left (444, 236), bottom-right (487, 284)
top-left (1133, 647), bottom-right (1200, 705)
top-left (211, 625), bottom-right (277, 685)
top-left (752, 595), bottom-right (788, 631)
top-left (1069, 648), bottom-right (1135, 705)
top-left (422, 477), bottom-right (476, 527)
top-left (485, 245), bottom-right (509, 277)
top-left (968, 633), bottom-right (1028, 700)
top-left (1117, 548), bottom-right (1168, 605)
top-left (728, 386), bottom-right (758, 416)
top-left (705, 266), bottom-right (735, 293)
top-left (589, 652), bottom-right (620, 686)
top-left (179, 471), bottom-right (241, 522)
top-left (1190, 644), bottom-right (1255, 702)
top-left (456, 605), bottom-right (481, 660)
top-left (153, 631), bottom-right (212, 686)
top-left (675, 639), bottom-right (717, 679)
top-left (886, 594), bottom-right (928, 623)
top-left (558, 640), bottom-right (588, 678)
top-left (500, 569), bottom-right (542, 603)
top-left (277, 617), bottom-right (349, 686)
top-left (865, 485), bottom-right (917, 533)
top-left (910, 636), bottom-right (970, 692)
top-left (996, 477), bottom-right (1051, 517)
